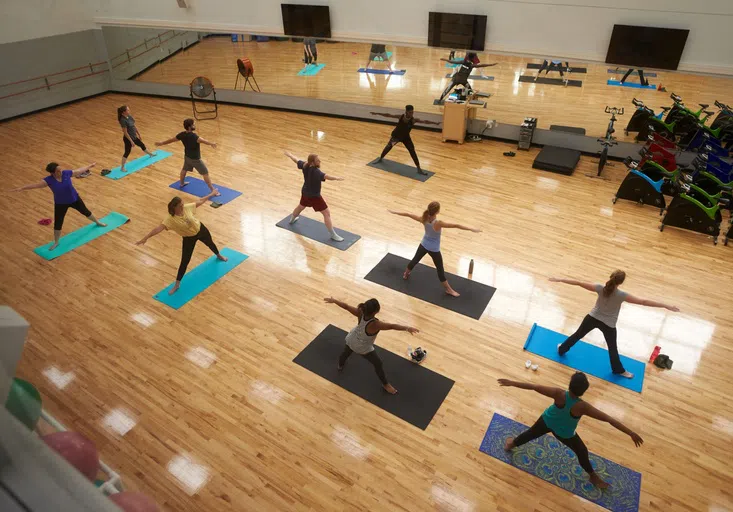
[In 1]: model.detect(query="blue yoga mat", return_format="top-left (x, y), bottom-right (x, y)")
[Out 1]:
top-left (297, 63), bottom-right (325, 76)
top-left (607, 80), bottom-right (656, 90)
top-left (33, 212), bottom-right (129, 260)
top-left (357, 68), bottom-right (406, 75)
top-left (480, 414), bottom-right (641, 512)
top-left (103, 151), bottom-right (172, 180)
top-left (607, 69), bottom-right (657, 77)
top-left (169, 177), bottom-right (242, 205)
top-left (524, 324), bottom-right (645, 392)
top-left (445, 62), bottom-right (459, 68)
top-left (153, 247), bottom-right (248, 309)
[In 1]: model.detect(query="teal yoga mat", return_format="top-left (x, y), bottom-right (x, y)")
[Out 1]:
top-left (103, 150), bottom-right (172, 180)
top-left (33, 212), bottom-right (129, 260)
top-left (298, 63), bottom-right (325, 76)
top-left (153, 248), bottom-right (248, 309)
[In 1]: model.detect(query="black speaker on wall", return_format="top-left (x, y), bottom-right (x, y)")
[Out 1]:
top-left (605, 25), bottom-right (689, 70)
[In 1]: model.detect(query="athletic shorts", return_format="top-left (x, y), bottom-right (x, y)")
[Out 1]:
top-left (369, 52), bottom-right (388, 61)
top-left (182, 156), bottom-right (209, 175)
top-left (299, 194), bottom-right (328, 212)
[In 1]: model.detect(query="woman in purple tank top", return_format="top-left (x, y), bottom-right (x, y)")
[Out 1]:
top-left (11, 162), bottom-right (106, 250)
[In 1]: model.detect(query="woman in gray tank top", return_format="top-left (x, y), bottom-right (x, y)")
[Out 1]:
top-left (324, 297), bottom-right (419, 394)
top-left (550, 270), bottom-right (679, 379)
top-left (389, 201), bottom-right (481, 297)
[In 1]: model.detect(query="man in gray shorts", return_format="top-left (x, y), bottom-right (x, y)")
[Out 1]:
top-left (365, 43), bottom-right (393, 72)
top-left (156, 118), bottom-right (219, 195)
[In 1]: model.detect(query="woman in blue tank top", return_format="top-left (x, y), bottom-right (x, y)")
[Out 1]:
top-left (389, 201), bottom-right (480, 297)
top-left (498, 372), bottom-right (644, 489)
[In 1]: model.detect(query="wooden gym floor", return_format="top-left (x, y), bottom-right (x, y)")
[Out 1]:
top-left (135, 37), bottom-right (733, 140)
top-left (1, 93), bottom-right (732, 511)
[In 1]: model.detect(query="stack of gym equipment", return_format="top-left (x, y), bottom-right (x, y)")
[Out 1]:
top-left (614, 96), bottom-right (733, 244)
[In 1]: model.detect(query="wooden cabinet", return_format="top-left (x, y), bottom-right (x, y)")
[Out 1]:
top-left (441, 100), bottom-right (480, 144)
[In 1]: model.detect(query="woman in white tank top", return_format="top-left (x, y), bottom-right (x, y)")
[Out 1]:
top-left (324, 296), bottom-right (419, 394)
top-left (389, 201), bottom-right (481, 297)
top-left (550, 270), bottom-right (679, 379)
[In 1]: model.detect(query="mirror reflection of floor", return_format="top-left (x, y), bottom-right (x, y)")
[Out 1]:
top-left (133, 37), bottom-right (733, 140)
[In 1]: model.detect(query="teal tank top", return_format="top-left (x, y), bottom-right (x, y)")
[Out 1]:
top-left (542, 391), bottom-right (582, 439)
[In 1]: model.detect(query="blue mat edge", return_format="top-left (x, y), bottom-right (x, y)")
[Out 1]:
top-left (104, 150), bottom-right (173, 180)
top-left (33, 212), bottom-right (130, 259)
top-left (607, 80), bottom-right (657, 89)
top-left (167, 177), bottom-right (242, 204)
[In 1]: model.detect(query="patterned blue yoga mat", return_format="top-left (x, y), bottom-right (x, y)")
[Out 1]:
top-left (480, 414), bottom-right (642, 512)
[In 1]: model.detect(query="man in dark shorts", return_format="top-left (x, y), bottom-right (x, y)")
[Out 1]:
top-left (283, 150), bottom-right (345, 241)
top-left (303, 37), bottom-right (318, 65)
top-left (371, 105), bottom-right (441, 176)
top-left (438, 52), bottom-right (497, 102)
top-left (156, 118), bottom-right (219, 196)
top-left (365, 43), bottom-right (393, 72)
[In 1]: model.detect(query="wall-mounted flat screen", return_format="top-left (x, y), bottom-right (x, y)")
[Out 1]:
top-left (428, 12), bottom-right (487, 51)
top-left (605, 24), bottom-right (689, 70)
top-left (281, 4), bottom-right (331, 38)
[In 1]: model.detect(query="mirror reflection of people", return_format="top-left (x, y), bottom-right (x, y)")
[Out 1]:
top-left (303, 37), bottom-right (317, 66)
top-left (365, 43), bottom-right (393, 72)
top-left (438, 52), bottom-right (496, 102)
top-left (372, 105), bottom-right (440, 176)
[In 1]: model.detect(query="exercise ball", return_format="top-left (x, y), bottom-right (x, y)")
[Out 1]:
top-left (42, 431), bottom-right (99, 481)
top-left (109, 492), bottom-right (159, 512)
top-left (5, 378), bottom-right (42, 430)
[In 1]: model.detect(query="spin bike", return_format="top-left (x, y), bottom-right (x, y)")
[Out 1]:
top-left (597, 106), bottom-right (623, 176)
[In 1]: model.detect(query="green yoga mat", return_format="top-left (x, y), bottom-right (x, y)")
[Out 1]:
top-left (33, 212), bottom-right (129, 260)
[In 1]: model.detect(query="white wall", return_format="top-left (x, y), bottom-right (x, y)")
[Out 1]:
top-left (1, 0), bottom-right (95, 44)
top-left (90, 0), bottom-right (733, 74)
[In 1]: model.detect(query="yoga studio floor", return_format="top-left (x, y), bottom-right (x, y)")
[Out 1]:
top-left (1, 93), bottom-right (732, 511)
top-left (135, 37), bottom-right (733, 139)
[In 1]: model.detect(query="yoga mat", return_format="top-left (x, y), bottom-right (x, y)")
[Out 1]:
top-left (444, 73), bottom-right (494, 80)
top-left (297, 63), bottom-right (325, 76)
top-left (103, 151), bottom-right (172, 180)
top-left (364, 253), bottom-right (496, 320)
top-left (373, 51), bottom-right (393, 61)
top-left (527, 63), bottom-right (587, 73)
top-left (275, 215), bottom-right (361, 251)
top-left (169, 177), bottom-right (242, 205)
top-left (33, 212), bottom-right (129, 260)
top-left (607, 80), bottom-right (657, 90)
top-left (608, 69), bottom-right (657, 77)
top-left (480, 413), bottom-right (642, 512)
top-left (153, 247), bottom-right (248, 309)
top-left (523, 324), bottom-right (646, 393)
top-left (445, 62), bottom-right (460, 68)
top-left (519, 76), bottom-right (583, 87)
top-left (367, 158), bottom-right (434, 182)
top-left (358, 68), bottom-right (406, 75)
top-left (293, 324), bottom-right (454, 430)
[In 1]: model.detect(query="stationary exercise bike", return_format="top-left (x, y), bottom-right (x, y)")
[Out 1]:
top-left (596, 107), bottom-right (623, 176)
top-left (625, 99), bottom-right (669, 136)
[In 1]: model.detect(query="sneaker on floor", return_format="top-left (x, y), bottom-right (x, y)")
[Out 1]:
top-left (330, 233), bottom-right (344, 242)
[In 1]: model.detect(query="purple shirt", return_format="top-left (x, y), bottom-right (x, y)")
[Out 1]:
top-left (44, 170), bottom-right (79, 204)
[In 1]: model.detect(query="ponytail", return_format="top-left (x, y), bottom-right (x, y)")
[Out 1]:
top-left (603, 270), bottom-right (626, 297)
top-left (357, 298), bottom-right (381, 320)
top-left (421, 201), bottom-right (441, 223)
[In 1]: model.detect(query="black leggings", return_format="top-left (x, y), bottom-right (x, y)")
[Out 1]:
top-left (304, 49), bottom-right (318, 64)
top-left (407, 244), bottom-right (446, 282)
top-left (620, 68), bottom-right (648, 86)
top-left (177, 224), bottom-right (220, 281)
top-left (514, 415), bottom-right (594, 474)
top-left (380, 137), bottom-right (420, 169)
top-left (439, 75), bottom-right (470, 101)
top-left (537, 60), bottom-right (568, 77)
top-left (54, 198), bottom-right (92, 231)
top-left (559, 314), bottom-right (626, 374)
top-left (123, 136), bottom-right (147, 158)
top-left (338, 346), bottom-right (388, 385)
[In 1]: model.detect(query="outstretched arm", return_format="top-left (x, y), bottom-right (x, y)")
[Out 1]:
top-left (198, 137), bottom-right (217, 148)
top-left (136, 224), bottom-right (167, 245)
top-left (436, 220), bottom-right (481, 233)
top-left (625, 294), bottom-right (679, 312)
top-left (579, 402), bottom-right (644, 447)
top-left (195, 190), bottom-right (219, 207)
top-left (388, 210), bottom-right (423, 222)
top-left (324, 174), bottom-right (343, 181)
top-left (10, 181), bottom-right (46, 192)
top-left (497, 379), bottom-right (565, 400)
top-left (323, 297), bottom-right (360, 317)
top-left (71, 163), bottom-right (96, 177)
top-left (414, 117), bottom-right (442, 126)
top-left (548, 277), bottom-right (596, 292)
top-left (373, 319), bottom-right (419, 335)
top-left (155, 137), bottom-right (178, 147)
top-left (475, 63), bottom-right (498, 68)
top-left (283, 151), bottom-right (300, 164)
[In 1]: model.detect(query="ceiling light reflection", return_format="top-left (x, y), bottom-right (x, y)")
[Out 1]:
top-left (102, 408), bottom-right (137, 437)
top-left (330, 426), bottom-right (371, 460)
top-left (185, 346), bottom-right (217, 369)
top-left (42, 366), bottom-right (75, 390)
top-left (167, 453), bottom-right (211, 496)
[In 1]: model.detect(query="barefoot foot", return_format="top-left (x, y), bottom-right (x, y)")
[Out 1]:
top-left (96, 222), bottom-right (107, 228)
top-left (383, 383), bottom-right (398, 395)
top-left (403, 270), bottom-right (411, 280)
top-left (168, 284), bottom-right (180, 295)
top-left (590, 473), bottom-right (610, 489)
top-left (289, 215), bottom-right (299, 224)
top-left (49, 242), bottom-right (59, 251)
top-left (504, 437), bottom-right (515, 452)
top-left (445, 288), bottom-right (460, 297)
top-left (618, 371), bottom-right (634, 379)
top-left (217, 254), bottom-right (228, 262)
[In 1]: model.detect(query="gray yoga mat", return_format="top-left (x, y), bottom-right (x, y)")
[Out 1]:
top-left (276, 215), bottom-right (361, 251)
top-left (367, 158), bottom-right (434, 182)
